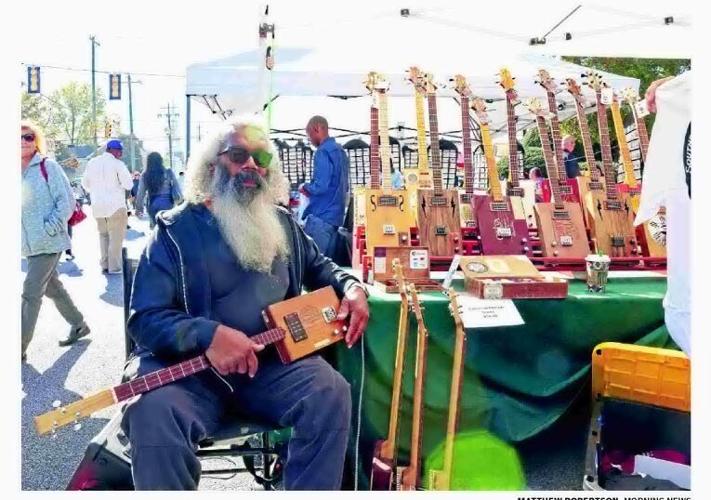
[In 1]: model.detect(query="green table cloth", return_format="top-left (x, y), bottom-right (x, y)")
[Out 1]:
top-left (334, 276), bottom-right (675, 487)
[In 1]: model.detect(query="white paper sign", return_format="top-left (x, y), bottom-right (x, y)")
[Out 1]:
top-left (601, 87), bottom-right (614, 105)
top-left (456, 294), bottom-right (525, 329)
top-left (409, 249), bottom-right (429, 270)
top-left (634, 100), bottom-right (650, 118)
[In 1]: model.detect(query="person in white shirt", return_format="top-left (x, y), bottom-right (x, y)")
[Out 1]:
top-left (82, 139), bottom-right (134, 274)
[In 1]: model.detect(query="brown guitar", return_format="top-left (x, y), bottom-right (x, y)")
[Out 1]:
top-left (564, 77), bottom-right (606, 229)
top-left (417, 72), bottom-right (462, 256)
top-left (583, 71), bottom-right (638, 257)
top-left (370, 259), bottom-right (411, 490)
top-left (428, 290), bottom-right (466, 490)
top-left (398, 283), bottom-right (429, 491)
top-left (526, 97), bottom-right (590, 259)
top-left (35, 287), bottom-right (346, 436)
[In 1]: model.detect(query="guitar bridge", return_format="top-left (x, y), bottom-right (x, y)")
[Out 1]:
top-left (496, 227), bottom-right (512, 238)
top-left (284, 312), bottom-right (307, 342)
top-left (435, 226), bottom-right (447, 236)
top-left (321, 306), bottom-right (337, 323)
top-left (552, 209), bottom-right (570, 219)
top-left (611, 235), bottom-right (625, 247)
top-left (377, 195), bottom-right (398, 207)
top-left (559, 235), bottom-right (573, 246)
top-left (507, 187), bottom-right (524, 198)
top-left (383, 224), bottom-right (396, 235)
top-left (605, 200), bottom-right (623, 211)
top-left (430, 196), bottom-right (447, 207)
top-left (489, 201), bottom-right (510, 212)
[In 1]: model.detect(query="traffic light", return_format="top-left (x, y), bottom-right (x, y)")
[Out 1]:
top-left (109, 73), bottom-right (121, 100)
top-left (27, 66), bottom-right (41, 94)
top-left (104, 121), bottom-right (113, 139)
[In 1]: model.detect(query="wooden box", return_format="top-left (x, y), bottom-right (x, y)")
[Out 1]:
top-left (460, 255), bottom-right (568, 299)
top-left (368, 246), bottom-right (442, 293)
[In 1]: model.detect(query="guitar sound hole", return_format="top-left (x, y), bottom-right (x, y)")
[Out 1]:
top-left (284, 313), bottom-right (307, 342)
top-left (377, 195), bottom-right (398, 207)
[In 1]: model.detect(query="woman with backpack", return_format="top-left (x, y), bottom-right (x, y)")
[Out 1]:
top-left (135, 152), bottom-right (183, 228)
top-left (20, 121), bottom-right (90, 361)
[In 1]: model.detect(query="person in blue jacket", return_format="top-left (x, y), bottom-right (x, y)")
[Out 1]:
top-left (299, 116), bottom-right (349, 259)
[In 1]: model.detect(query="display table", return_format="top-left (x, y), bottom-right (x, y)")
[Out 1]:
top-left (334, 275), bottom-right (675, 485)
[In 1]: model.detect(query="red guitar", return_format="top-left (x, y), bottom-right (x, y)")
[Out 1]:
top-left (472, 96), bottom-right (531, 256)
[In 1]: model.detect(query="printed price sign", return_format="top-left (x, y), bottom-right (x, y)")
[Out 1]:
top-left (634, 99), bottom-right (650, 118)
top-left (600, 87), bottom-right (614, 105)
top-left (457, 293), bottom-right (524, 329)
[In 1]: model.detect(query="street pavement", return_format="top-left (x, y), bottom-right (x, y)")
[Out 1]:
top-left (21, 205), bottom-right (585, 491)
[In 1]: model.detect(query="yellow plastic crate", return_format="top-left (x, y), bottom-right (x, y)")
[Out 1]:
top-left (591, 342), bottom-right (690, 413)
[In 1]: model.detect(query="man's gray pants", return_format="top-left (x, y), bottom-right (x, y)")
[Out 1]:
top-left (121, 352), bottom-right (352, 490)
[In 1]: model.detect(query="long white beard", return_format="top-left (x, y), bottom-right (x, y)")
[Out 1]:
top-left (211, 181), bottom-right (289, 273)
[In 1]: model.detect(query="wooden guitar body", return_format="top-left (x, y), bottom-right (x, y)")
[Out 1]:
top-left (577, 175), bottom-right (605, 229)
top-left (459, 192), bottom-right (476, 229)
top-left (264, 286), bottom-right (346, 364)
top-left (474, 195), bottom-right (530, 255)
top-left (364, 188), bottom-right (412, 251)
top-left (353, 186), bottom-right (367, 227)
top-left (585, 190), bottom-right (638, 257)
top-left (508, 185), bottom-right (538, 229)
top-left (534, 201), bottom-right (589, 258)
top-left (417, 188), bottom-right (461, 256)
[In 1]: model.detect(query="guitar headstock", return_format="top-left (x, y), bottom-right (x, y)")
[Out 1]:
top-left (497, 67), bottom-right (519, 103)
top-left (535, 68), bottom-right (556, 93)
top-left (524, 97), bottom-right (547, 118)
top-left (620, 87), bottom-right (640, 105)
top-left (582, 70), bottom-right (605, 92)
top-left (422, 72), bottom-right (438, 94)
top-left (392, 258), bottom-right (407, 297)
top-left (365, 71), bottom-right (388, 94)
top-left (471, 97), bottom-right (489, 125)
top-left (447, 290), bottom-right (464, 330)
top-left (407, 66), bottom-right (427, 94)
top-left (407, 283), bottom-right (426, 329)
top-left (34, 389), bottom-right (116, 436)
top-left (451, 74), bottom-right (472, 98)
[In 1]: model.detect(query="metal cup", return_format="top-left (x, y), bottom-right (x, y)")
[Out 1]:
top-left (585, 254), bottom-right (611, 293)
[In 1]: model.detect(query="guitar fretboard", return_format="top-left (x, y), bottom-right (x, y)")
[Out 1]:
top-left (635, 115), bottom-right (649, 163)
top-left (378, 91), bottom-right (392, 189)
top-left (369, 102), bottom-right (381, 188)
top-left (505, 92), bottom-right (521, 188)
top-left (571, 96), bottom-right (601, 181)
top-left (459, 96), bottom-right (474, 195)
top-left (534, 116), bottom-right (564, 207)
top-left (610, 98), bottom-right (637, 188)
top-left (545, 89), bottom-right (569, 182)
top-left (595, 90), bottom-right (620, 201)
top-left (427, 92), bottom-right (444, 196)
top-left (415, 91), bottom-right (430, 175)
top-left (480, 122), bottom-right (503, 201)
top-left (113, 328), bottom-right (285, 402)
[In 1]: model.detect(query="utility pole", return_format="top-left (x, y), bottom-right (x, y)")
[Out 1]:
top-left (90, 35), bottom-right (100, 147)
top-left (126, 74), bottom-right (142, 172)
top-left (158, 103), bottom-right (180, 168)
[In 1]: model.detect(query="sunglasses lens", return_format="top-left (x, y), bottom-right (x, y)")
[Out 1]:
top-left (22, 134), bottom-right (35, 142)
top-left (251, 150), bottom-right (273, 168)
top-left (227, 148), bottom-right (250, 164)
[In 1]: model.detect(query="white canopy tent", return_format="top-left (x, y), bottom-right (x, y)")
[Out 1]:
top-left (184, 0), bottom-right (690, 147)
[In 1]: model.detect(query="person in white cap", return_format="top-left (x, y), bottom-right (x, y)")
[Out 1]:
top-left (82, 139), bottom-right (134, 274)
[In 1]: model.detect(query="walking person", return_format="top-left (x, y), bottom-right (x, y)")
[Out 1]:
top-left (134, 152), bottom-right (183, 229)
top-left (21, 121), bottom-right (90, 361)
top-left (61, 159), bottom-right (81, 261)
top-left (81, 139), bottom-right (133, 274)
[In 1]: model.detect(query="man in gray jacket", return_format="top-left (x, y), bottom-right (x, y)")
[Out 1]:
top-left (20, 122), bottom-right (90, 361)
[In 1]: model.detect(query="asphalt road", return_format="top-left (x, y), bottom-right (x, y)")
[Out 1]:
top-left (21, 205), bottom-right (587, 491)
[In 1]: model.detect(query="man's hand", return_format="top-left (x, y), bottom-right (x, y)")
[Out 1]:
top-left (298, 184), bottom-right (309, 197)
top-left (336, 285), bottom-right (370, 348)
top-left (205, 325), bottom-right (265, 377)
top-left (645, 76), bottom-right (675, 113)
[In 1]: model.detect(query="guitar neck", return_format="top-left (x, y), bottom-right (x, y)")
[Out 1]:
top-left (595, 91), bottom-right (619, 201)
top-left (572, 97), bottom-right (600, 181)
top-left (635, 115), bottom-right (650, 163)
top-left (546, 90), bottom-right (569, 181)
top-left (505, 93), bottom-right (521, 187)
top-left (381, 293), bottom-right (411, 460)
top-left (460, 96), bottom-right (474, 195)
top-left (407, 312), bottom-right (429, 488)
top-left (370, 103), bottom-right (381, 188)
top-left (480, 123), bottom-right (504, 201)
top-left (442, 318), bottom-right (466, 482)
top-left (427, 92), bottom-right (444, 195)
top-left (378, 92), bottom-right (393, 189)
top-left (415, 92), bottom-right (430, 175)
top-left (610, 99), bottom-right (637, 188)
top-left (535, 116), bottom-right (564, 205)
top-left (113, 328), bottom-right (284, 403)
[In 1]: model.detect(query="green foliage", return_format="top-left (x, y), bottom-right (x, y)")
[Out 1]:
top-left (523, 146), bottom-right (547, 176)
top-left (21, 93), bottom-right (51, 130)
top-left (496, 155), bottom-right (509, 180)
top-left (46, 82), bottom-right (107, 146)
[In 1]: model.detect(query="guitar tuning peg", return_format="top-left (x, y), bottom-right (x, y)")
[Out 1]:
top-left (73, 422), bottom-right (82, 432)
top-left (52, 400), bottom-right (62, 409)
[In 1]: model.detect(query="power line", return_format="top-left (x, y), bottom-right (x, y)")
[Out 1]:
top-left (19, 62), bottom-right (185, 79)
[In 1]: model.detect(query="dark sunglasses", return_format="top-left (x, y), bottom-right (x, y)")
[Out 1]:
top-left (21, 133), bottom-right (36, 142)
top-left (217, 146), bottom-right (273, 168)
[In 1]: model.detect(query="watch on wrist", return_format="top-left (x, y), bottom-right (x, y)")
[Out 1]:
top-left (347, 281), bottom-right (370, 298)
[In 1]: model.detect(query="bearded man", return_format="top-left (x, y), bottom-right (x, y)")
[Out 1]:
top-left (121, 118), bottom-right (369, 490)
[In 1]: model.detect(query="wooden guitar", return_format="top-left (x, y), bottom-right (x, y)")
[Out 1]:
top-left (452, 74), bottom-right (478, 228)
top-left (498, 68), bottom-right (539, 229)
top-left (353, 103), bottom-right (379, 236)
top-left (405, 66), bottom-right (434, 211)
top-left (526, 97), bottom-right (590, 258)
top-left (535, 69), bottom-right (580, 203)
top-left (398, 283), bottom-right (429, 491)
top-left (583, 71), bottom-right (638, 257)
top-left (564, 77), bottom-right (606, 229)
top-left (428, 290), bottom-right (466, 491)
top-left (416, 72), bottom-right (461, 256)
top-left (472, 96), bottom-right (531, 256)
top-left (35, 287), bottom-right (346, 436)
top-left (371, 259), bottom-right (412, 490)
top-left (363, 72), bottom-right (414, 257)
top-left (619, 87), bottom-right (667, 257)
